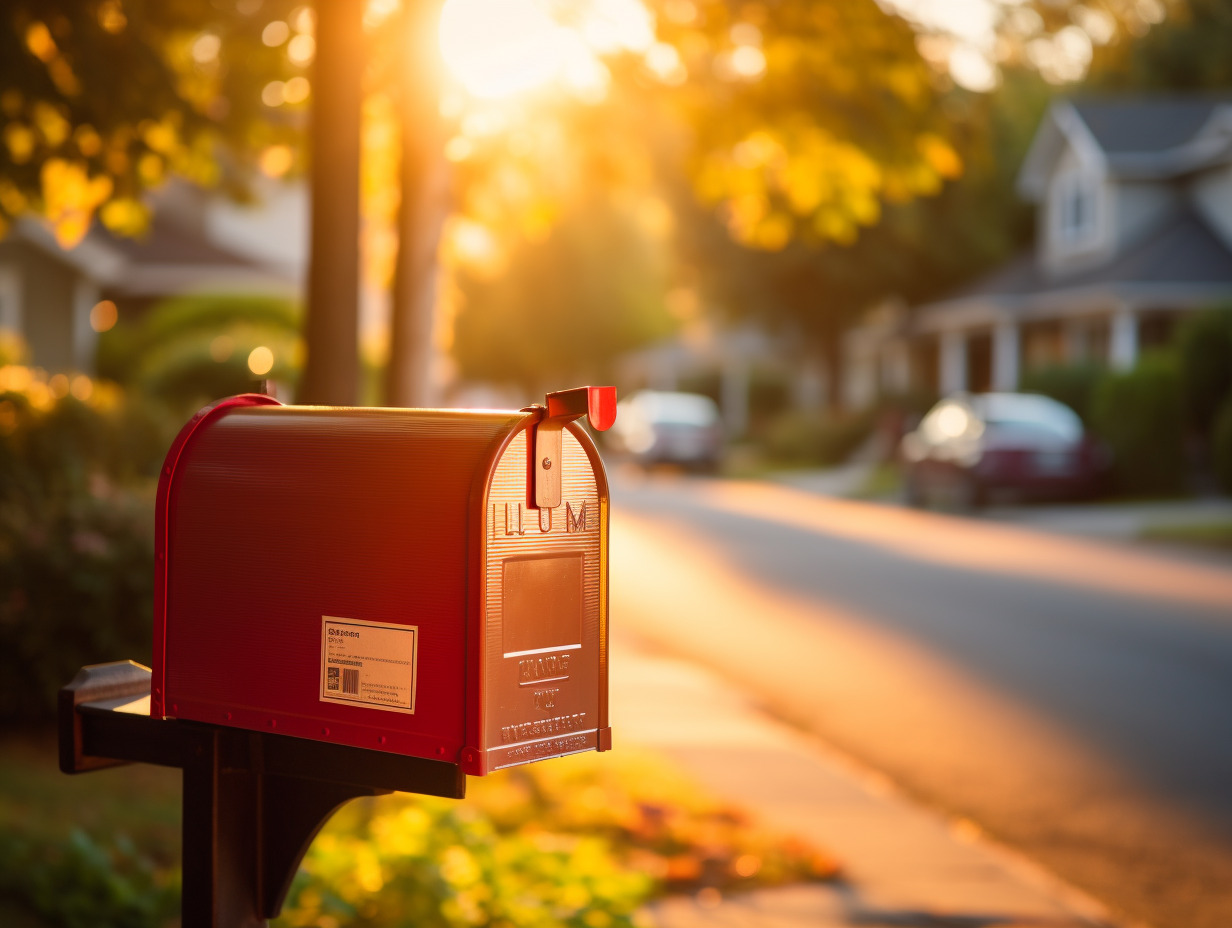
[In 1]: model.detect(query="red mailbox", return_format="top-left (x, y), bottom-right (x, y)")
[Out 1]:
top-left (151, 387), bottom-right (616, 776)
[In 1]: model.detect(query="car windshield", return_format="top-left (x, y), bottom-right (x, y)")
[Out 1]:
top-left (974, 394), bottom-right (1083, 441)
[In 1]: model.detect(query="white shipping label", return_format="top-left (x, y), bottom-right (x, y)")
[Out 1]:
top-left (319, 616), bottom-right (418, 714)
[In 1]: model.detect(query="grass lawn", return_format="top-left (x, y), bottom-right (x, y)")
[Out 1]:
top-left (1139, 520), bottom-right (1232, 552)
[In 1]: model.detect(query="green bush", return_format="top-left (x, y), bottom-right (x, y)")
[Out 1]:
top-left (1019, 362), bottom-right (1105, 424)
top-left (1174, 305), bottom-right (1232, 434)
top-left (762, 409), bottom-right (874, 466)
top-left (97, 293), bottom-right (300, 408)
top-left (0, 829), bottom-right (178, 928)
top-left (1090, 353), bottom-right (1187, 496)
top-left (1212, 394), bottom-right (1232, 495)
top-left (0, 377), bottom-right (172, 719)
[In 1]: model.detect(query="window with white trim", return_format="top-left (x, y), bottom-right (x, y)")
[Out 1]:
top-left (1054, 172), bottom-right (1099, 249)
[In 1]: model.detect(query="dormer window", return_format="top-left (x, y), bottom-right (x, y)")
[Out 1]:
top-left (1055, 171), bottom-right (1099, 248)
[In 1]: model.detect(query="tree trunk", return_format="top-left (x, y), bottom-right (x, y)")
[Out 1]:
top-left (297, 0), bottom-right (364, 405)
top-left (384, 2), bottom-right (448, 408)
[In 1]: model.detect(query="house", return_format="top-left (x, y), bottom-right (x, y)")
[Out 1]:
top-left (0, 182), bottom-right (302, 374)
top-left (843, 96), bottom-right (1232, 407)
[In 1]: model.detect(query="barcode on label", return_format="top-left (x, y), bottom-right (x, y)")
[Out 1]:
top-left (342, 668), bottom-right (360, 695)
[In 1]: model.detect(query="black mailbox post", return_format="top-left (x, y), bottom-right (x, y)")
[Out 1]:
top-left (61, 661), bottom-right (464, 927)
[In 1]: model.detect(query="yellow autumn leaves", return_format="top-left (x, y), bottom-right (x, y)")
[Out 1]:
top-left (2, 20), bottom-right (223, 248)
top-left (698, 126), bottom-right (962, 250)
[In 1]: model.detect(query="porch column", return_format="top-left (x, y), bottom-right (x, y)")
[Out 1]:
top-left (1109, 307), bottom-right (1138, 370)
top-left (992, 321), bottom-right (1020, 392)
top-left (940, 330), bottom-right (968, 395)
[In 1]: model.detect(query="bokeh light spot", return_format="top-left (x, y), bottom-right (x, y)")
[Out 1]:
top-left (248, 346), bottom-right (275, 376)
top-left (262, 21), bottom-right (290, 47)
top-left (287, 33), bottom-right (316, 65)
top-left (70, 374), bottom-right (92, 401)
top-left (89, 300), bottom-right (118, 333)
top-left (259, 145), bottom-right (294, 178)
top-left (284, 76), bottom-right (310, 104)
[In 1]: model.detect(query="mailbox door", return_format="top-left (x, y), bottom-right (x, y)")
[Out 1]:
top-left (156, 404), bottom-right (525, 764)
top-left (466, 421), bottom-right (609, 774)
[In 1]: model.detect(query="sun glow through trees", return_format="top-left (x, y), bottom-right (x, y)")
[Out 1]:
top-left (437, 0), bottom-right (654, 101)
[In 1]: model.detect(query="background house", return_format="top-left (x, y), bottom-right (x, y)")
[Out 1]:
top-left (0, 182), bottom-right (301, 375)
top-left (845, 96), bottom-right (1232, 405)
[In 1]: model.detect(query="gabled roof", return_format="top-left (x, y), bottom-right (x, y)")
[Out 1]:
top-left (12, 201), bottom-right (297, 299)
top-left (1071, 98), bottom-right (1229, 155)
top-left (1018, 96), bottom-right (1232, 198)
top-left (922, 208), bottom-right (1232, 314)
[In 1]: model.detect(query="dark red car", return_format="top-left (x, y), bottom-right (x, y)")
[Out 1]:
top-left (900, 393), bottom-right (1109, 508)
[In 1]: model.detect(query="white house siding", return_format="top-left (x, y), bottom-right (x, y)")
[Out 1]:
top-left (1, 240), bottom-right (81, 372)
top-left (1192, 164), bottom-right (1232, 250)
top-left (1041, 146), bottom-right (1115, 276)
top-left (0, 263), bottom-right (21, 336)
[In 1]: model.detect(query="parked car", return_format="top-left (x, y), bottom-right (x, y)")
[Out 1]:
top-left (900, 393), bottom-right (1109, 508)
top-left (607, 390), bottom-right (724, 472)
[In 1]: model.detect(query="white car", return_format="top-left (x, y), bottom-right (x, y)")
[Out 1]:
top-left (607, 390), bottom-right (724, 472)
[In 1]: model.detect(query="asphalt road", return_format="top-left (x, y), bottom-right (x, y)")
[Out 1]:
top-left (608, 472), bottom-right (1232, 928)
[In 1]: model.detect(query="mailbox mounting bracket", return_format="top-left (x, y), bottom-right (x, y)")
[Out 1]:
top-left (60, 661), bottom-right (466, 928)
top-left (529, 386), bottom-right (616, 509)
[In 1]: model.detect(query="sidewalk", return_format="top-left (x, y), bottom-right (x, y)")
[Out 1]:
top-left (773, 461), bottom-right (1232, 550)
top-left (611, 633), bottom-right (1124, 928)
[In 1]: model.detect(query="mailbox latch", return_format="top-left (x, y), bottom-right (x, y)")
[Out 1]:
top-left (532, 386), bottom-right (616, 509)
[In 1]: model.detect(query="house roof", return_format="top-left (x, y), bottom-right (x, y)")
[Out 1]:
top-left (98, 210), bottom-right (270, 268)
top-left (1070, 98), bottom-right (1231, 156)
top-left (1018, 97), bottom-right (1232, 198)
top-left (13, 202), bottom-right (298, 299)
top-left (924, 208), bottom-right (1232, 315)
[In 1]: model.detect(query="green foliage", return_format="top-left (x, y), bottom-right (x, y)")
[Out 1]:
top-left (762, 409), bottom-right (874, 466)
top-left (1084, 0), bottom-right (1232, 91)
top-left (1174, 305), bottom-right (1232, 434)
top-left (280, 798), bottom-right (652, 928)
top-left (0, 0), bottom-right (306, 244)
top-left (453, 196), bottom-right (675, 391)
top-left (0, 379), bottom-right (172, 719)
top-left (1090, 353), bottom-right (1187, 496)
top-left (0, 828), bottom-right (178, 928)
top-left (1212, 394), bottom-right (1232, 495)
top-left (98, 294), bottom-right (300, 409)
top-left (1019, 362), bottom-right (1106, 425)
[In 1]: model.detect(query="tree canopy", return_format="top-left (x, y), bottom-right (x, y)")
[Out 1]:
top-left (0, 0), bottom-right (304, 246)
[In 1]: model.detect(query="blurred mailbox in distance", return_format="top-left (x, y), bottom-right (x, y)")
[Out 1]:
top-left (152, 387), bottom-right (617, 775)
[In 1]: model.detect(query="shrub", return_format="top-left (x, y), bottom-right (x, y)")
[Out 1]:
top-left (1213, 394), bottom-right (1232, 495)
top-left (1174, 305), bottom-right (1232, 434)
top-left (0, 829), bottom-right (178, 928)
top-left (0, 372), bottom-right (172, 719)
top-left (1090, 353), bottom-right (1187, 496)
top-left (97, 293), bottom-right (301, 408)
top-left (762, 409), bottom-right (875, 466)
top-left (1019, 362), bottom-right (1105, 425)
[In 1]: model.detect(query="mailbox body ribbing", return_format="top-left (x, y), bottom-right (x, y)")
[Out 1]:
top-left (152, 397), bottom-right (610, 775)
